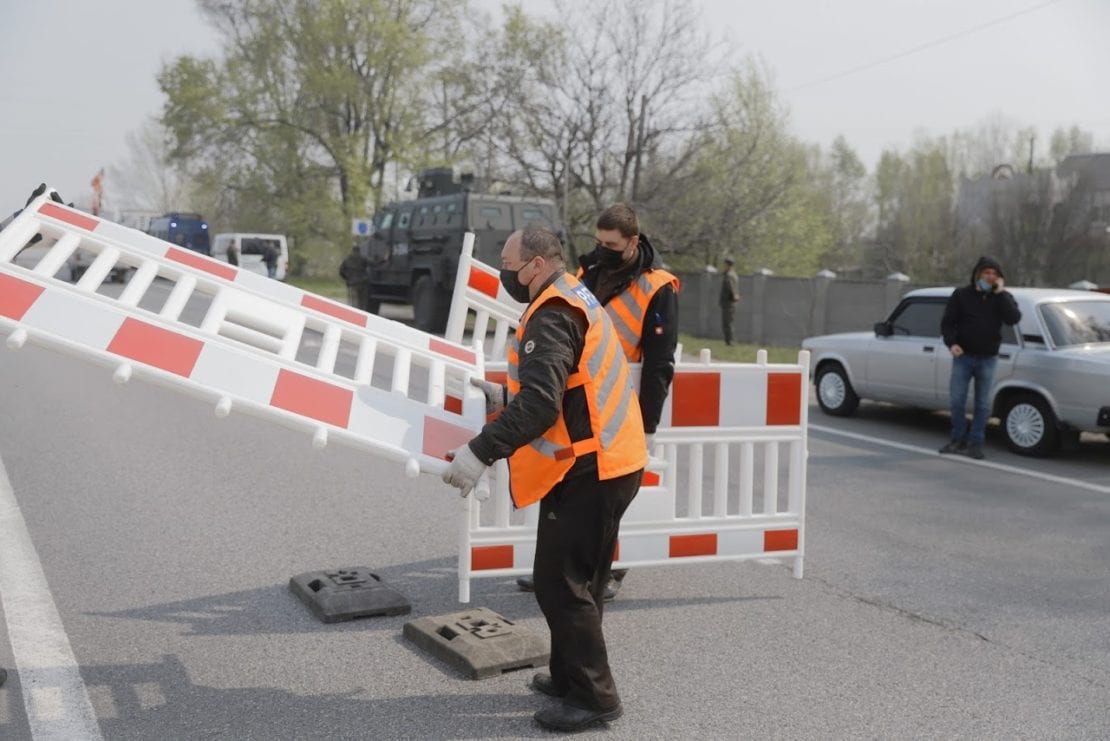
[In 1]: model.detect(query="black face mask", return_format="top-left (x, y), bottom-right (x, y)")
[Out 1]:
top-left (595, 246), bottom-right (627, 269)
top-left (500, 262), bottom-right (533, 303)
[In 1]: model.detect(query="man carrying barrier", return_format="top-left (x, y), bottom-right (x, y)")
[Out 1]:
top-left (442, 226), bottom-right (646, 733)
top-left (516, 203), bottom-right (678, 601)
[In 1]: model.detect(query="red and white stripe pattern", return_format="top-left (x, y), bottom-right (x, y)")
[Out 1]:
top-left (467, 524), bottom-right (800, 574)
top-left (0, 268), bottom-right (480, 472)
top-left (1, 193), bottom-right (488, 476)
top-left (453, 356), bottom-right (810, 602)
top-left (658, 365), bottom-right (804, 428)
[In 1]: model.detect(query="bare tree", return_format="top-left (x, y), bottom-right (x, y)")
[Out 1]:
top-left (108, 118), bottom-right (189, 216)
top-left (484, 0), bottom-right (723, 253)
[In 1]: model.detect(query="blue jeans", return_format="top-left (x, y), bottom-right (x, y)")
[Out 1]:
top-left (949, 354), bottom-right (997, 444)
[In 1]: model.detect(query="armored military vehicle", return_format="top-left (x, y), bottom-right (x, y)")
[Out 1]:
top-left (354, 168), bottom-right (564, 332)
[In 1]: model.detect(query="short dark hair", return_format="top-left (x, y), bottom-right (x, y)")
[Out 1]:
top-left (596, 203), bottom-right (639, 238)
top-left (519, 226), bottom-right (564, 264)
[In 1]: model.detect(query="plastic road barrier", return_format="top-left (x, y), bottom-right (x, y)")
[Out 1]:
top-left (0, 190), bottom-right (487, 481)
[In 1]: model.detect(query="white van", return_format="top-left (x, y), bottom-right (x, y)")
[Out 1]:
top-left (212, 233), bottom-right (289, 281)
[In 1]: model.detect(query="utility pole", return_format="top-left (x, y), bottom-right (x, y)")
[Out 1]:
top-left (1027, 134), bottom-right (1035, 174)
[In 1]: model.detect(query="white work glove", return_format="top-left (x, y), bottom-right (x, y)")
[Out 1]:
top-left (443, 444), bottom-right (488, 498)
top-left (645, 433), bottom-right (655, 455)
top-left (470, 376), bottom-right (507, 415)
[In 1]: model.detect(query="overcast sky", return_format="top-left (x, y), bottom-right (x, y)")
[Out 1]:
top-left (2, 0), bottom-right (1107, 214)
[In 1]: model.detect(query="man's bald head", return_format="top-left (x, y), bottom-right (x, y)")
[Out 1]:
top-left (517, 226), bottom-right (564, 265)
top-left (500, 227), bottom-right (567, 302)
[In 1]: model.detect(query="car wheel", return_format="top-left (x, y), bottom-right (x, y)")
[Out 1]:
top-left (412, 275), bottom-right (447, 333)
top-left (815, 363), bottom-right (859, 416)
top-left (1002, 393), bottom-right (1060, 456)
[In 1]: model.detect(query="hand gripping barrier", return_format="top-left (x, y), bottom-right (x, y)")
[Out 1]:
top-left (446, 235), bottom-right (810, 602)
top-left (0, 191), bottom-right (488, 483)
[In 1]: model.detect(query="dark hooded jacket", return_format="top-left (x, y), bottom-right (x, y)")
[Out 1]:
top-left (577, 234), bottom-right (678, 434)
top-left (940, 256), bottom-right (1022, 356)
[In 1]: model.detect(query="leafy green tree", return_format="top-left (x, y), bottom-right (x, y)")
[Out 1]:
top-left (809, 136), bottom-right (870, 273)
top-left (158, 0), bottom-right (468, 272)
top-left (870, 138), bottom-right (956, 282)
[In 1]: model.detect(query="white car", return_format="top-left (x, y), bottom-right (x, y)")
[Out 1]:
top-left (802, 287), bottom-right (1110, 456)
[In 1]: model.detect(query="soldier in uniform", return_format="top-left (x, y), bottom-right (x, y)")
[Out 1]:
top-left (443, 226), bottom-right (646, 732)
top-left (338, 245), bottom-right (369, 309)
top-left (720, 255), bottom-right (741, 345)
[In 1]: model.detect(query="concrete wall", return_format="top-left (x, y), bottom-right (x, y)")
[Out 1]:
top-left (674, 270), bottom-right (923, 347)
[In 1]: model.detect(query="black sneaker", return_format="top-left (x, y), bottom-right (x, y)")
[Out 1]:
top-left (966, 443), bottom-right (985, 460)
top-left (938, 441), bottom-right (966, 454)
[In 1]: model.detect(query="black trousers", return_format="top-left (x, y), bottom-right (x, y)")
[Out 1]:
top-left (533, 468), bottom-right (642, 711)
top-left (721, 304), bottom-right (735, 344)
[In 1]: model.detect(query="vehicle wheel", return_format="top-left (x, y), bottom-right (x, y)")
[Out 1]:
top-left (815, 363), bottom-right (859, 417)
top-left (412, 275), bottom-right (447, 333)
top-left (1001, 393), bottom-right (1060, 456)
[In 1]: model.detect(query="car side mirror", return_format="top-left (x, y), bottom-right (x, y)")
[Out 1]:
top-left (874, 321), bottom-right (893, 337)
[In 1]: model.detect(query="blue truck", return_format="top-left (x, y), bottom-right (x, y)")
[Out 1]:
top-left (147, 212), bottom-right (210, 255)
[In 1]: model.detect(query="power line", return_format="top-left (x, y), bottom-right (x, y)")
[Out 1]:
top-left (788, 0), bottom-right (1065, 93)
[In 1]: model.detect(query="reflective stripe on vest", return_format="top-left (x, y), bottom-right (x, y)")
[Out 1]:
top-left (505, 273), bottom-right (647, 508)
top-left (576, 267), bottom-right (679, 361)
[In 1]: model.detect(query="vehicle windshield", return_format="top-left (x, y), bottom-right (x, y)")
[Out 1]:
top-left (1040, 301), bottom-right (1110, 347)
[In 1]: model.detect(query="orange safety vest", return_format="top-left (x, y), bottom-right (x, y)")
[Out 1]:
top-left (506, 274), bottom-right (647, 508)
top-left (576, 266), bottom-right (680, 361)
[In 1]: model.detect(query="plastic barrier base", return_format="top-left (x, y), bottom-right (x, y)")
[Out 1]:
top-left (403, 608), bottom-right (548, 679)
top-left (288, 568), bottom-right (411, 623)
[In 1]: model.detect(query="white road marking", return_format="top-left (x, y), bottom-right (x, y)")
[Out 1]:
top-left (809, 423), bottom-right (1110, 495)
top-left (0, 453), bottom-right (103, 740)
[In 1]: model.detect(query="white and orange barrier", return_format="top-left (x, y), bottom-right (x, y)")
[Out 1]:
top-left (446, 236), bottom-right (810, 602)
top-left (0, 190), bottom-right (486, 479)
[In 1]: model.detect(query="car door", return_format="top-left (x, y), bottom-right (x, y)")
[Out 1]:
top-left (866, 298), bottom-right (948, 406)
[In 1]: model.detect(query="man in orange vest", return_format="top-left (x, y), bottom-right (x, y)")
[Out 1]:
top-left (443, 226), bottom-right (646, 733)
top-left (517, 203), bottom-right (678, 600)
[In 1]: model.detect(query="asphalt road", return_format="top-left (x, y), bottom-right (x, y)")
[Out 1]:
top-left (1, 281), bottom-right (1108, 739)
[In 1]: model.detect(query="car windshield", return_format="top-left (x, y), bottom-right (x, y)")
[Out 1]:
top-left (1040, 301), bottom-right (1110, 347)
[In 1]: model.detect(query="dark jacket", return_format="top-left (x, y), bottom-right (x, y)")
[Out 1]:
top-left (941, 256), bottom-right (1022, 357)
top-left (719, 269), bottom-right (740, 306)
top-left (468, 274), bottom-right (597, 482)
top-left (577, 234), bottom-right (677, 434)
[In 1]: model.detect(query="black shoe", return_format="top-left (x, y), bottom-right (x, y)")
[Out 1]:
top-left (530, 672), bottom-right (566, 698)
top-left (534, 701), bottom-right (623, 732)
top-left (516, 575), bottom-right (535, 592)
top-left (938, 441), bottom-right (966, 455)
top-left (966, 443), bottom-right (985, 460)
top-left (0, 667), bottom-right (7, 687)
